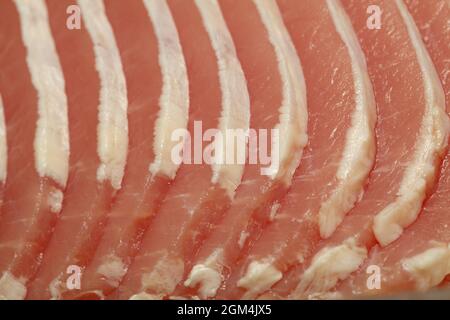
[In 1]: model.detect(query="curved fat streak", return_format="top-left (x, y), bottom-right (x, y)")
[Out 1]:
top-left (0, 95), bottom-right (6, 183)
top-left (194, 0), bottom-right (250, 198)
top-left (15, 0), bottom-right (69, 188)
top-left (184, 249), bottom-right (224, 299)
top-left (402, 243), bottom-right (450, 291)
top-left (237, 260), bottom-right (282, 300)
top-left (186, 0), bottom-right (307, 298)
top-left (319, 0), bottom-right (377, 238)
top-left (77, 0), bottom-right (128, 190)
top-left (129, 292), bottom-right (163, 300)
top-left (135, 253), bottom-right (184, 298)
top-left (373, 0), bottom-right (450, 246)
top-left (253, 0), bottom-right (308, 185)
top-left (291, 237), bottom-right (367, 299)
top-left (236, 0), bottom-right (375, 298)
top-left (144, 0), bottom-right (189, 180)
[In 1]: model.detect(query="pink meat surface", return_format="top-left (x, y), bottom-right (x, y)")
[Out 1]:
top-left (218, 0), bottom-right (372, 300)
top-left (264, 0), bottom-right (446, 299)
top-left (115, 0), bottom-right (237, 299)
top-left (334, 0), bottom-right (450, 298)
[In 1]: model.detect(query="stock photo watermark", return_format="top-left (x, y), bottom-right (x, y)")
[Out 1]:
top-left (66, 4), bottom-right (81, 30)
top-left (66, 264), bottom-right (82, 290)
top-left (366, 264), bottom-right (381, 290)
top-left (170, 121), bottom-right (281, 177)
top-left (366, 5), bottom-right (382, 30)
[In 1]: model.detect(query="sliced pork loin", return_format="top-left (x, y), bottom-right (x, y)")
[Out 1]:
top-left (332, 0), bottom-right (450, 298)
top-left (66, 0), bottom-right (189, 300)
top-left (217, 0), bottom-right (376, 300)
top-left (265, 0), bottom-right (448, 299)
top-left (0, 0), bottom-right (448, 301)
top-left (0, 95), bottom-right (7, 210)
top-left (179, 0), bottom-right (308, 300)
top-left (25, 0), bottom-right (129, 300)
top-left (0, 0), bottom-right (70, 299)
top-left (116, 0), bottom-right (250, 300)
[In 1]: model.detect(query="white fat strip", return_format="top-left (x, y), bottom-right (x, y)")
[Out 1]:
top-left (143, 0), bottom-right (189, 180)
top-left (15, 0), bottom-right (70, 188)
top-left (184, 249), bottom-right (224, 299)
top-left (77, 0), bottom-right (129, 190)
top-left (194, 0), bottom-right (251, 198)
top-left (402, 243), bottom-right (450, 291)
top-left (291, 237), bottom-right (367, 299)
top-left (253, 0), bottom-right (308, 185)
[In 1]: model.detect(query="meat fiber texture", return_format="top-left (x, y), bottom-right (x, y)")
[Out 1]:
top-left (0, 0), bottom-right (448, 300)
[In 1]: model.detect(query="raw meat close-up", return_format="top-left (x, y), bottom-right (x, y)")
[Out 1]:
top-left (0, 0), bottom-right (448, 300)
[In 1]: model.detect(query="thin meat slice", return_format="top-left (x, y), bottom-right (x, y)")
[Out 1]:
top-left (370, 0), bottom-right (449, 247)
top-left (218, 0), bottom-right (376, 299)
top-left (115, 0), bottom-right (250, 300)
top-left (66, 0), bottom-right (189, 300)
top-left (335, 160), bottom-right (450, 298)
top-left (0, 95), bottom-right (6, 209)
top-left (182, 0), bottom-right (308, 299)
top-left (333, 0), bottom-right (450, 298)
top-left (272, 0), bottom-right (449, 299)
top-left (25, 0), bottom-right (129, 300)
top-left (0, 0), bottom-right (70, 299)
